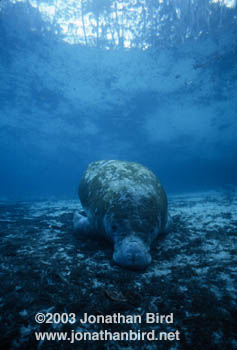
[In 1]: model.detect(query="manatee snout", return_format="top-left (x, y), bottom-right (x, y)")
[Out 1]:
top-left (113, 237), bottom-right (151, 270)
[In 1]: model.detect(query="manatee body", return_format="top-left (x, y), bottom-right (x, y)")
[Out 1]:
top-left (73, 160), bottom-right (168, 269)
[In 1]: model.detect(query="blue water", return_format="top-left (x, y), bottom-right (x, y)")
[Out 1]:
top-left (0, 0), bottom-right (237, 200)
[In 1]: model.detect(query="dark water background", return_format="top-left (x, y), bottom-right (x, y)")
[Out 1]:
top-left (0, 0), bottom-right (237, 200)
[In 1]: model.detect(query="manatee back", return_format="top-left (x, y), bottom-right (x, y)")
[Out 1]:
top-left (79, 160), bottom-right (168, 233)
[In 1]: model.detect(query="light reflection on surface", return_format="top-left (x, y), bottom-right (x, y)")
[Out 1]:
top-left (7, 0), bottom-right (237, 47)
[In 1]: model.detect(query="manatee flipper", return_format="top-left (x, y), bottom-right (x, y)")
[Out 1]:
top-left (73, 211), bottom-right (91, 234)
top-left (164, 213), bottom-right (172, 233)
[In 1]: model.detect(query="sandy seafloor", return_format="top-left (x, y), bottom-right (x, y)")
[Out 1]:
top-left (0, 190), bottom-right (236, 350)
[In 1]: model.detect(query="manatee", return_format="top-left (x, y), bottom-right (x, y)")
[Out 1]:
top-left (73, 160), bottom-right (168, 270)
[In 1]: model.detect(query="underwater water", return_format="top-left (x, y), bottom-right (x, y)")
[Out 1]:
top-left (0, 0), bottom-right (236, 349)
top-left (0, 1), bottom-right (237, 200)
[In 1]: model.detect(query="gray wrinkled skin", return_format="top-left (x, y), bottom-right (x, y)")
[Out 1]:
top-left (73, 160), bottom-right (168, 270)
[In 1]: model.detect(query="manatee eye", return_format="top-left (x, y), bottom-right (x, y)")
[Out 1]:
top-left (112, 224), bottom-right (117, 231)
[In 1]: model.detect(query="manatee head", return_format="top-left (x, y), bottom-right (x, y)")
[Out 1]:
top-left (113, 235), bottom-right (152, 270)
top-left (103, 199), bottom-right (160, 270)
